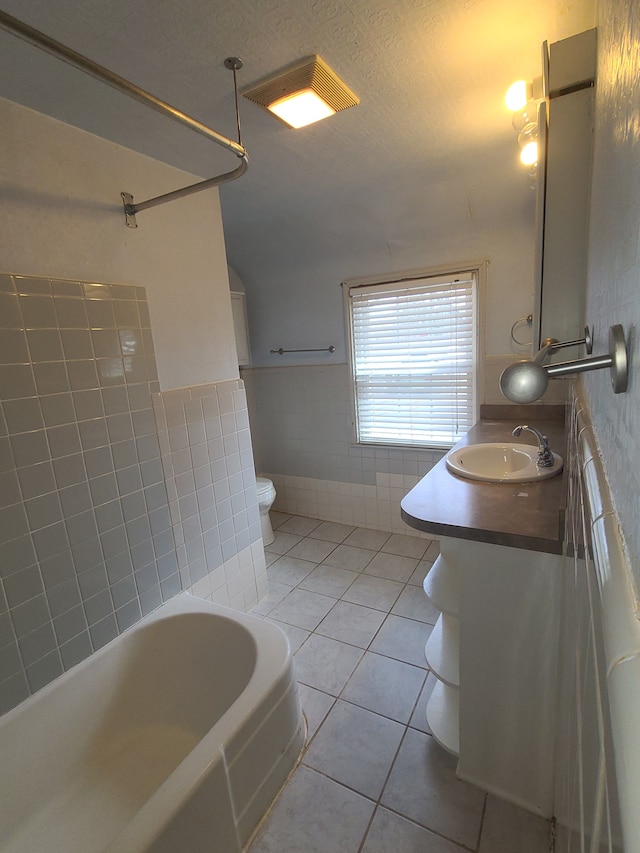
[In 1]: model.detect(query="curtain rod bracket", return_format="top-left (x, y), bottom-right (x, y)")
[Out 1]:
top-left (121, 193), bottom-right (137, 228)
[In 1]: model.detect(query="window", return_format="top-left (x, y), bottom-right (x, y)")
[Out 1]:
top-left (345, 267), bottom-right (479, 449)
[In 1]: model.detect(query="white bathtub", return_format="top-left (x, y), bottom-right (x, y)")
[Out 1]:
top-left (0, 594), bottom-right (304, 852)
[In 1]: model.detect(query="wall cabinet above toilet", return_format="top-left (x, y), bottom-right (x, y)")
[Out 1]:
top-left (231, 291), bottom-right (251, 367)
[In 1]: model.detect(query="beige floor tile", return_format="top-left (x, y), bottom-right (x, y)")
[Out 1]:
top-left (341, 574), bottom-right (404, 612)
top-left (287, 537), bottom-right (338, 563)
top-left (362, 807), bottom-right (469, 853)
top-left (343, 527), bottom-right (391, 550)
top-left (315, 600), bottom-right (386, 648)
top-left (298, 683), bottom-right (335, 742)
top-left (381, 532), bottom-right (430, 559)
top-left (308, 520), bottom-right (356, 543)
top-left (266, 618), bottom-right (310, 654)
top-left (408, 671), bottom-right (438, 735)
top-left (249, 580), bottom-right (291, 615)
top-left (408, 557), bottom-right (434, 586)
top-left (478, 795), bottom-right (552, 853)
top-left (321, 542), bottom-right (377, 571)
top-left (268, 510), bottom-right (292, 529)
top-left (298, 564), bottom-right (358, 598)
top-left (250, 518), bottom-right (537, 853)
top-left (364, 551), bottom-right (420, 582)
top-left (382, 729), bottom-right (486, 848)
top-left (268, 587), bottom-right (335, 630)
top-left (341, 651), bottom-right (426, 723)
top-left (266, 554), bottom-right (317, 587)
top-left (248, 765), bottom-right (374, 853)
top-left (304, 700), bottom-right (405, 800)
top-left (370, 614), bottom-right (432, 667)
top-left (264, 530), bottom-right (302, 555)
top-left (278, 515), bottom-right (322, 536)
top-left (391, 584), bottom-right (440, 624)
top-left (294, 633), bottom-right (363, 695)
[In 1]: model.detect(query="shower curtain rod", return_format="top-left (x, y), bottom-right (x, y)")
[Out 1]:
top-left (0, 10), bottom-right (249, 227)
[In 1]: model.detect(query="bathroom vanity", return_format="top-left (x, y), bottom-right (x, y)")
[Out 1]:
top-left (401, 405), bottom-right (567, 817)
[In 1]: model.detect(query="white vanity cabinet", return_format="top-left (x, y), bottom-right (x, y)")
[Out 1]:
top-left (455, 538), bottom-right (563, 817)
top-left (422, 535), bottom-right (563, 816)
top-left (401, 411), bottom-right (567, 818)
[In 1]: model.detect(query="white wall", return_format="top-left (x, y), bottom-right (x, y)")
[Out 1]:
top-left (0, 96), bottom-right (237, 391)
top-left (243, 209), bottom-right (536, 369)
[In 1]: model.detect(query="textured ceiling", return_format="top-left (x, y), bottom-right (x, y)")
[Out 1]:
top-left (0, 0), bottom-right (595, 287)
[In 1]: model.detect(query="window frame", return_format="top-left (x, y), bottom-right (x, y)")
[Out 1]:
top-left (343, 261), bottom-right (485, 451)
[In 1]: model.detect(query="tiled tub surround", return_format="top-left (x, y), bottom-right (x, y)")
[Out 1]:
top-left (151, 379), bottom-right (266, 612)
top-left (247, 513), bottom-right (552, 852)
top-left (0, 275), bottom-right (268, 716)
top-left (0, 274), bottom-right (178, 713)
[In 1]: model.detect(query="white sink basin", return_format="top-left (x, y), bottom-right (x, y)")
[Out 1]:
top-left (445, 442), bottom-right (563, 483)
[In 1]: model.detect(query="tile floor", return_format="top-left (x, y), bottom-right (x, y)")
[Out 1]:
top-left (246, 513), bottom-right (552, 853)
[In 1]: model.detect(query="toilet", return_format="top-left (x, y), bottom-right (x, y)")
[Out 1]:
top-left (256, 476), bottom-right (276, 545)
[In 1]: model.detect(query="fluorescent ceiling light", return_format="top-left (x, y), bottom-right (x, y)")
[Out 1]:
top-left (268, 89), bottom-right (336, 129)
top-left (243, 55), bottom-right (358, 129)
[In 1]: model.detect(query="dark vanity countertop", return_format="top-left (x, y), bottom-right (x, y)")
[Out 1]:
top-left (401, 405), bottom-right (567, 554)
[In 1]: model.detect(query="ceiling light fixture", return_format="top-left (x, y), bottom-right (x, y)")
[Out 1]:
top-left (243, 55), bottom-right (359, 129)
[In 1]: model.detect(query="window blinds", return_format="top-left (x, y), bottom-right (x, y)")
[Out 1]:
top-left (348, 272), bottom-right (477, 448)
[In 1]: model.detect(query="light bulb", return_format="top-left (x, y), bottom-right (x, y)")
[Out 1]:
top-left (520, 141), bottom-right (538, 166)
top-left (511, 100), bottom-right (538, 133)
top-left (505, 80), bottom-right (529, 112)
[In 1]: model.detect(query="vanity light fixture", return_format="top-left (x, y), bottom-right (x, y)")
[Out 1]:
top-left (505, 76), bottom-right (543, 169)
top-left (242, 55), bottom-right (359, 129)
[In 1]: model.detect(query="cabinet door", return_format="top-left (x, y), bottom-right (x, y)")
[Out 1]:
top-left (230, 292), bottom-right (250, 367)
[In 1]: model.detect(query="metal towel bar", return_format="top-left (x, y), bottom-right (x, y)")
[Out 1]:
top-left (0, 10), bottom-right (248, 227)
top-left (270, 346), bottom-right (336, 355)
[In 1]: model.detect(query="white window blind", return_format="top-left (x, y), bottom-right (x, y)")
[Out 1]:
top-left (347, 271), bottom-right (477, 448)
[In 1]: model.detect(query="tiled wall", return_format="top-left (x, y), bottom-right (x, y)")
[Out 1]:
top-left (0, 274), bottom-right (176, 713)
top-left (554, 384), bottom-right (623, 851)
top-left (152, 380), bottom-right (266, 611)
top-left (0, 274), bottom-right (265, 716)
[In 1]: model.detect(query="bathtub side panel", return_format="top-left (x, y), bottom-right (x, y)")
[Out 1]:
top-left (227, 669), bottom-right (304, 846)
top-left (112, 753), bottom-right (240, 853)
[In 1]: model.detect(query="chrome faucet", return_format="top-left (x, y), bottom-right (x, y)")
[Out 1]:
top-left (512, 425), bottom-right (555, 468)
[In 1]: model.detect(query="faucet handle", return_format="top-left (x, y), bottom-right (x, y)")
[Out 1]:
top-left (536, 446), bottom-right (555, 468)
